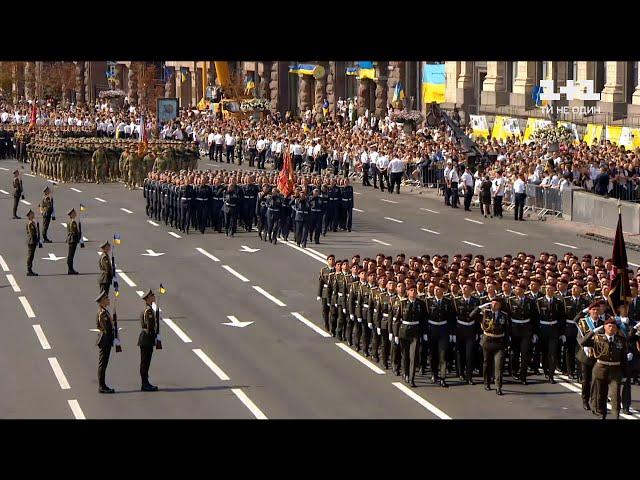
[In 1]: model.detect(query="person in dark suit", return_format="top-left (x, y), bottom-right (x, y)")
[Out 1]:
top-left (472, 297), bottom-right (510, 395)
top-left (66, 208), bottom-right (80, 275)
top-left (594, 167), bottom-right (610, 196)
top-left (138, 290), bottom-right (159, 392)
top-left (425, 283), bottom-right (456, 388)
top-left (398, 284), bottom-right (428, 387)
top-left (95, 291), bottom-right (115, 394)
top-left (98, 241), bottom-right (113, 295)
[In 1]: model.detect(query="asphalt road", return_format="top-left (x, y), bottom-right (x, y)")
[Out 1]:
top-left (1, 157), bottom-right (639, 420)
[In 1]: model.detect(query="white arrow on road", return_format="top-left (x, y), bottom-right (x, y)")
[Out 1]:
top-left (222, 315), bottom-right (253, 328)
top-left (141, 249), bottom-right (165, 257)
top-left (43, 253), bottom-right (66, 261)
top-left (239, 245), bottom-right (260, 253)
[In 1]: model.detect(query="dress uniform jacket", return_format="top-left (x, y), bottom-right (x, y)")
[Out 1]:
top-left (398, 297), bottom-right (428, 340)
top-left (26, 220), bottom-right (38, 245)
top-left (562, 295), bottom-right (588, 338)
top-left (575, 313), bottom-right (604, 365)
top-left (137, 305), bottom-right (157, 347)
top-left (454, 295), bottom-right (481, 338)
top-left (425, 296), bottom-right (456, 337)
top-left (96, 307), bottom-right (114, 348)
top-left (66, 219), bottom-right (81, 244)
top-left (380, 292), bottom-right (396, 331)
top-left (331, 272), bottom-right (350, 313)
top-left (507, 295), bottom-right (538, 337)
top-left (536, 296), bottom-right (565, 336)
top-left (98, 252), bottom-right (113, 286)
top-left (317, 266), bottom-right (334, 302)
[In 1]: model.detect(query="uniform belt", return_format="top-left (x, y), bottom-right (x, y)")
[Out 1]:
top-left (362, 304), bottom-right (369, 308)
top-left (245, 196), bottom-right (255, 199)
top-left (324, 284), bottom-right (328, 288)
top-left (338, 293), bottom-right (343, 296)
top-left (373, 309), bottom-right (378, 313)
top-left (330, 198), bottom-right (338, 200)
top-left (311, 209), bottom-right (323, 212)
top-left (566, 319), bottom-right (577, 325)
top-left (402, 321), bottom-right (419, 326)
top-left (268, 208), bottom-right (280, 212)
top-left (483, 332), bottom-right (504, 338)
top-left (428, 320), bottom-right (447, 326)
top-left (540, 320), bottom-right (558, 325)
top-left (511, 318), bottom-right (530, 324)
top-left (225, 203), bottom-right (237, 207)
top-left (341, 198), bottom-right (351, 201)
top-left (457, 319), bottom-right (475, 326)
top-left (382, 313), bottom-right (389, 318)
top-left (597, 360), bottom-right (620, 366)
top-left (196, 198), bottom-right (206, 201)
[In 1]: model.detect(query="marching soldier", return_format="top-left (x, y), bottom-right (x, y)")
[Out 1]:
top-left (454, 282), bottom-right (481, 384)
top-left (40, 185), bottom-right (54, 243)
top-left (98, 241), bottom-right (114, 295)
top-left (138, 290), bottom-right (160, 391)
top-left (25, 209), bottom-right (39, 276)
top-left (12, 169), bottom-right (23, 219)
top-left (425, 283), bottom-right (456, 387)
top-left (535, 283), bottom-right (565, 383)
top-left (507, 281), bottom-right (538, 384)
top-left (473, 297), bottom-right (509, 395)
top-left (317, 254), bottom-right (336, 334)
top-left (95, 291), bottom-right (115, 394)
top-left (331, 261), bottom-right (350, 339)
top-left (66, 208), bottom-right (80, 275)
top-left (398, 284), bottom-right (428, 387)
top-left (378, 280), bottom-right (397, 370)
top-left (562, 283), bottom-right (588, 379)
top-left (579, 316), bottom-right (628, 419)
top-left (575, 301), bottom-right (605, 412)
top-left (369, 277), bottom-right (386, 365)
top-left (353, 271), bottom-right (375, 355)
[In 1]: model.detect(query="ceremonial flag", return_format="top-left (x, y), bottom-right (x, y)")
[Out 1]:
top-left (422, 63), bottom-right (446, 104)
top-left (28, 103), bottom-right (37, 132)
top-left (138, 113), bottom-right (148, 156)
top-left (114, 282), bottom-right (120, 297)
top-left (608, 210), bottom-right (632, 313)
top-left (357, 61), bottom-right (376, 80)
top-left (180, 67), bottom-right (188, 83)
top-left (114, 232), bottom-right (121, 245)
top-left (392, 82), bottom-right (405, 104)
top-left (159, 284), bottom-right (166, 294)
top-left (80, 203), bottom-right (86, 212)
top-left (277, 150), bottom-right (294, 196)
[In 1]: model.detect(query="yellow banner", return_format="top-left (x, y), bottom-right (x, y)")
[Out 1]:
top-left (619, 127), bottom-right (634, 149)
top-left (469, 115), bottom-right (489, 140)
top-left (605, 125), bottom-right (623, 145)
top-left (633, 128), bottom-right (640, 149)
top-left (523, 118), bottom-right (552, 143)
top-left (583, 124), bottom-right (603, 145)
top-left (491, 115), bottom-right (521, 142)
top-left (422, 83), bottom-right (445, 104)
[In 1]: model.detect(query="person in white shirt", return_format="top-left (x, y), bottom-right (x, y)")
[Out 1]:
top-left (460, 165), bottom-right (475, 211)
top-left (443, 160), bottom-right (452, 206)
top-left (369, 149), bottom-right (380, 188)
top-left (448, 163), bottom-right (460, 208)
top-left (0, 111), bottom-right (8, 123)
top-left (360, 148), bottom-right (371, 186)
top-left (225, 131), bottom-right (236, 164)
top-left (173, 126), bottom-right (183, 141)
top-left (491, 170), bottom-right (505, 218)
top-left (256, 137), bottom-right (266, 169)
top-left (207, 130), bottom-right (216, 160)
top-left (213, 130), bottom-right (224, 161)
top-left (291, 140), bottom-right (303, 171)
top-left (388, 155), bottom-right (405, 194)
top-left (512, 173), bottom-right (526, 221)
top-left (376, 153), bottom-right (390, 192)
top-left (312, 141), bottom-right (322, 174)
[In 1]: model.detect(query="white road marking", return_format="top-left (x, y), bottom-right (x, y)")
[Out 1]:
top-left (381, 198), bottom-right (399, 204)
top-left (48, 357), bottom-right (70, 390)
top-left (354, 191), bottom-right (361, 195)
top-left (6, 274), bottom-right (20, 292)
top-left (291, 312), bottom-right (332, 338)
top-left (196, 247), bottom-right (220, 262)
top-left (392, 382), bottom-right (452, 419)
top-left (94, 197), bottom-right (107, 203)
top-left (47, 179), bottom-right (57, 184)
top-left (168, 231), bottom-right (182, 238)
top-left (284, 240), bottom-right (325, 264)
top-left (43, 253), bottom-right (65, 261)
top-left (231, 389), bottom-right (268, 420)
top-left (32, 324), bottom-right (51, 350)
top-left (462, 240), bottom-right (484, 248)
top-left (67, 400), bottom-right (85, 420)
top-left (239, 245), bottom-right (260, 253)
top-left (0, 189), bottom-right (8, 195)
top-left (20, 199), bottom-right (31, 205)
top-left (222, 265), bottom-right (250, 282)
top-left (223, 315), bottom-right (254, 328)
top-left (421, 228), bottom-right (440, 235)
top-left (141, 249), bottom-right (165, 257)
top-left (420, 208), bottom-right (440, 214)
top-left (60, 222), bottom-right (67, 228)
top-left (384, 216), bottom-right (403, 223)
top-left (70, 188), bottom-right (83, 193)
top-left (120, 208), bottom-right (133, 214)
top-left (24, 173), bottom-right (35, 178)
top-left (353, 208), bottom-right (364, 213)
top-left (163, 318), bottom-right (193, 343)
top-left (147, 220), bottom-right (159, 227)
top-left (506, 229), bottom-right (527, 236)
top-left (629, 262), bottom-right (640, 268)
top-left (115, 269), bottom-right (137, 287)
top-left (372, 239), bottom-right (391, 246)
top-left (465, 218), bottom-right (483, 225)
top-left (0, 167), bottom-right (8, 171)
top-left (192, 348), bottom-right (230, 381)
top-left (136, 291), bottom-right (144, 297)
top-left (0, 255), bottom-right (9, 272)
top-left (18, 296), bottom-right (36, 318)
top-left (554, 242), bottom-right (577, 249)
top-left (305, 246), bottom-right (328, 258)
top-left (336, 343), bottom-right (385, 374)
top-left (252, 286), bottom-right (287, 307)
top-left (82, 236), bottom-right (88, 242)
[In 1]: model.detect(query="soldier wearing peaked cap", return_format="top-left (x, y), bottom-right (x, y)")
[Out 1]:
top-left (95, 291), bottom-right (115, 394)
top-left (138, 290), bottom-right (159, 391)
top-left (25, 209), bottom-right (39, 276)
top-left (12, 168), bottom-right (23, 219)
top-left (98, 241), bottom-right (113, 295)
top-left (66, 208), bottom-right (80, 275)
top-left (40, 185), bottom-right (54, 243)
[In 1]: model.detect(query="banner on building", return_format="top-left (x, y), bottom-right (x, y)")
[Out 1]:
top-left (633, 129), bottom-right (640, 149)
top-left (469, 115), bottom-right (490, 140)
top-left (618, 127), bottom-right (634, 149)
top-left (422, 63), bottom-right (445, 104)
top-left (522, 118), bottom-right (552, 143)
top-left (605, 125), bottom-right (623, 146)
top-left (557, 121), bottom-right (580, 143)
top-left (583, 124), bottom-right (603, 145)
top-left (289, 64), bottom-right (325, 80)
top-left (345, 62), bottom-right (375, 80)
top-left (491, 115), bottom-right (521, 142)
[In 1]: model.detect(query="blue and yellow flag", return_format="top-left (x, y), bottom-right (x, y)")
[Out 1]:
top-left (357, 61), bottom-right (376, 80)
top-left (392, 82), bottom-right (405, 103)
top-left (79, 203), bottom-right (86, 212)
top-left (113, 233), bottom-right (121, 245)
top-left (180, 67), bottom-right (188, 83)
top-left (422, 63), bottom-right (445, 104)
top-left (159, 283), bottom-right (166, 294)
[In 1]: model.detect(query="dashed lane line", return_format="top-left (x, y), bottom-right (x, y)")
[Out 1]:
top-left (20, 199), bottom-right (31, 205)
top-left (196, 247), bottom-right (220, 262)
top-left (284, 240), bottom-right (325, 264)
top-left (420, 208), bottom-right (440, 214)
top-left (231, 389), bottom-right (268, 420)
top-left (384, 216), bottom-right (403, 223)
top-left (18, 296), bottom-right (36, 318)
top-left (32, 324), bottom-right (51, 350)
top-left (67, 400), bottom-right (86, 420)
top-left (6, 274), bottom-right (20, 292)
top-left (162, 318), bottom-right (193, 343)
top-left (0, 189), bottom-right (9, 195)
top-left (120, 208), bottom-right (133, 214)
top-left (222, 265), bottom-right (250, 283)
top-left (168, 232), bottom-right (182, 238)
top-left (0, 167), bottom-right (8, 171)
top-left (335, 343), bottom-right (385, 374)
top-left (465, 218), bottom-right (483, 225)
top-left (380, 198), bottom-right (399, 204)
top-left (462, 240), bottom-right (484, 248)
top-left (147, 220), bottom-right (159, 227)
top-left (630, 262), bottom-right (640, 268)
top-left (372, 239), bottom-right (391, 246)
top-left (291, 312), bottom-right (332, 338)
top-left (305, 246), bottom-right (328, 259)
top-left (420, 228), bottom-right (440, 235)
top-left (353, 208), bottom-right (364, 213)
top-left (115, 269), bottom-right (137, 287)
top-left (554, 242), bottom-right (577, 249)
top-left (192, 348), bottom-right (230, 381)
top-left (0, 255), bottom-right (9, 272)
top-left (392, 382), bottom-right (452, 419)
top-left (94, 197), bottom-right (107, 203)
top-left (24, 173), bottom-right (36, 178)
top-left (506, 229), bottom-right (528, 236)
top-left (252, 286), bottom-right (287, 307)
top-left (70, 188), bottom-right (83, 193)
top-left (48, 357), bottom-right (71, 390)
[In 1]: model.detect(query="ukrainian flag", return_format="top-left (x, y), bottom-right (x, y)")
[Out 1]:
top-left (80, 203), bottom-right (86, 212)
top-left (159, 284), bottom-right (166, 294)
top-left (422, 63), bottom-right (445, 104)
top-left (180, 67), bottom-right (188, 83)
top-left (345, 67), bottom-right (358, 76)
top-left (114, 283), bottom-right (119, 297)
top-left (392, 82), bottom-right (405, 103)
top-left (357, 61), bottom-right (376, 80)
top-left (244, 78), bottom-right (256, 95)
top-left (114, 233), bottom-right (121, 245)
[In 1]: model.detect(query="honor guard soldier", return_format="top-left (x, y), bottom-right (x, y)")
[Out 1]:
top-left (369, 277), bottom-right (387, 365)
top-left (617, 304), bottom-right (638, 414)
top-left (354, 272), bottom-right (375, 355)
top-left (473, 297), bottom-right (509, 395)
top-left (331, 261), bottom-right (350, 339)
top-left (507, 281), bottom-right (538, 384)
top-left (66, 208), bottom-right (80, 275)
top-left (95, 291), bottom-right (115, 394)
top-left (138, 290), bottom-right (159, 391)
top-left (378, 280), bottom-right (397, 370)
top-left (536, 283), bottom-right (566, 383)
top-left (390, 282), bottom-right (406, 376)
top-left (25, 209), bottom-right (39, 276)
top-left (349, 269), bottom-right (368, 348)
top-left (12, 169), bottom-right (23, 219)
top-left (40, 186), bottom-right (54, 243)
top-left (579, 316), bottom-right (628, 419)
top-left (454, 282), bottom-right (481, 384)
top-left (398, 284), bottom-right (428, 387)
top-left (425, 283), bottom-right (456, 387)
top-left (562, 283), bottom-right (588, 379)
top-left (98, 241), bottom-right (114, 295)
top-left (575, 301), bottom-right (605, 412)
top-left (317, 254), bottom-right (336, 334)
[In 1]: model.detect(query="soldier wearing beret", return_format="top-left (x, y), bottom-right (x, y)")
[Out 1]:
top-left (66, 208), bottom-right (80, 275)
top-left (25, 209), bottom-right (39, 276)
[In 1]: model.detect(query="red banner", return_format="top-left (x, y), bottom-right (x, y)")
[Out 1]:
top-left (277, 150), bottom-right (294, 196)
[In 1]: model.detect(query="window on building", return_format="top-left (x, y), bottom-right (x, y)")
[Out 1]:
top-left (288, 63), bottom-right (299, 114)
top-left (405, 61), bottom-right (418, 110)
top-left (627, 61), bottom-right (637, 104)
top-left (506, 62), bottom-right (514, 93)
top-left (595, 61), bottom-right (606, 94)
top-left (567, 61), bottom-right (577, 81)
top-left (542, 61), bottom-right (549, 81)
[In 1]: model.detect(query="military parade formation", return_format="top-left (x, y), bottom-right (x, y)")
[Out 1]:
top-left (317, 251), bottom-right (640, 418)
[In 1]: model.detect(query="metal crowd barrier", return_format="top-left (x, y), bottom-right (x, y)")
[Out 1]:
top-left (522, 184), bottom-right (563, 218)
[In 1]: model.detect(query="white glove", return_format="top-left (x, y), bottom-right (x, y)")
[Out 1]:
top-left (389, 333), bottom-right (393, 341)
top-left (532, 334), bottom-right (538, 344)
top-left (449, 334), bottom-right (455, 343)
top-left (350, 314), bottom-right (354, 320)
top-left (377, 328), bottom-right (381, 335)
top-left (479, 302), bottom-right (492, 309)
top-left (423, 334), bottom-right (428, 341)
top-left (113, 338), bottom-right (121, 346)
top-left (357, 317), bottom-right (362, 323)
top-left (581, 307), bottom-right (589, 314)
top-left (394, 336), bottom-right (399, 345)
top-left (316, 296), bottom-right (321, 302)
top-left (343, 308), bottom-right (346, 314)
top-left (368, 323), bottom-right (373, 329)
top-left (594, 325), bottom-right (604, 333)
top-left (584, 347), bottom-right (593, 357)
top-left (621, 317), bottom-right (629, 325)
top-left (628, 352), bottom-right (634, 361)
top-left (156, 335), bottom-right (161, 341)
top-left (560, 335), bottom-right (566, 343)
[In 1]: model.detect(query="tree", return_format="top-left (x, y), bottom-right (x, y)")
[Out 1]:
top-left (130, 63), bottom-right (164, 114)
top-left (40, 62), bottom-right (76, 104)
top-left (0, 62), bottom-right (16, 98)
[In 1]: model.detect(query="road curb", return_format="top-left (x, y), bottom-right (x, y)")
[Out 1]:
top-left (577, 232), bottom-right (640, 252)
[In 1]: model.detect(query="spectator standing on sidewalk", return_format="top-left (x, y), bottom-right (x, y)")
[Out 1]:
top-left (492, 170), bottom-right (505, 218)
top-left (513, 173), bottom-right (526, 221)
top-left (389, 154), bottom-right (405, 194)
top-left (460, 165), bottom-right (474, 211)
